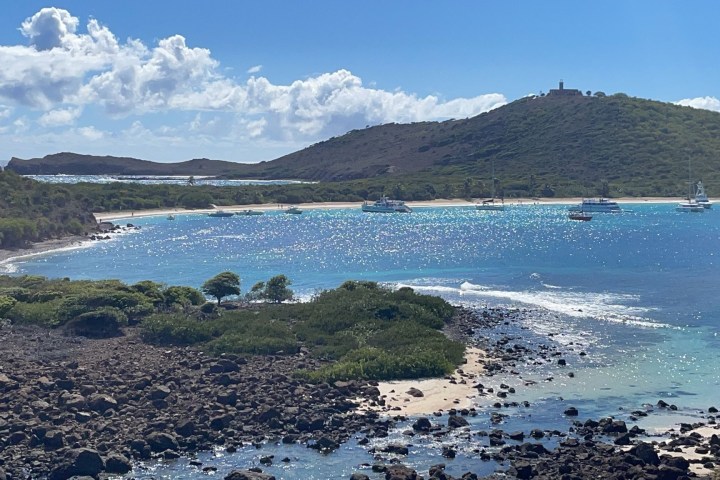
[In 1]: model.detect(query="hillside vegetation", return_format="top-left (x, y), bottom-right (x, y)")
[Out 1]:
top-left (0, 171), bottom-right (97, 248)
top-left (7, 93), bottom-right (720, 197)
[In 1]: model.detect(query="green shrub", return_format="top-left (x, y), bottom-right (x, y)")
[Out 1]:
top-left (64, 307), bottom-right (127, 338)
top-left (140, 313), bottom-right (213, 345)
top-left (0, 287), bottom-right (32, 302)
top-left (303, 346), bottom-right (458, 382)
top-left (6, 301), bottom-right (61, 326)
top-left (0, 295), bottom-right (17, 317)
top-left (164, 286), bottom-right (205, 307)
top-left (205, 333), bottom-right (297, 356)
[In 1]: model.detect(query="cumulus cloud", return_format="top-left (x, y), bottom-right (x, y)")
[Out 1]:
top-left (675, 96), bottom-right (720, 112)
top-left (1, 7), bottom-right (508, 157)
top-left (38, 107), bottom-right (81, 126)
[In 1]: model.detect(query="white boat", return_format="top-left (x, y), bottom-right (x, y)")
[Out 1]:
top-left (476, 160), bottom-right (504, 211)
top-left (694, 181), bottom-right (712, 209)
top-left (167, 214), bottom-right (175, 220)
top-left (236, 209), bottom-right (264, 216)
top-left (208, 210), bottom-right (233, 217)
top-left (675, 201), bottom-right (705, 213)
top-left (570, 198), bottom-right (621, 213)
top-left (475, 199), bottom-right (505, 211)
top-left (208, 204), bottom-right (233, 217)
top-left (285, 206), bottom-right (303, 214)
top-left (362, 197), bottom-right (412, 213)
top-left (676, 161), bottom-right (706, 213)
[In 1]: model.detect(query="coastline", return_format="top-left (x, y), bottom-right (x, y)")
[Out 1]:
top-left (357, 347), bottom-right (487, 416)
top-left (93, 196), bottom-right (691, 222)
top-left (0, 235), bottom-right (91, 266)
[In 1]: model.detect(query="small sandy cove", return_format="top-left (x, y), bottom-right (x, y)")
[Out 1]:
top-left (356, 347), bottom-right (488, 416)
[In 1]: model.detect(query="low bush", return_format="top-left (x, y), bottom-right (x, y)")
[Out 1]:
top-left (63, 307), bottom-right (127, 338)
top-left (6, 300), bottom-right (62, 327)
top-left (140, 313), bottom-right (213, 345)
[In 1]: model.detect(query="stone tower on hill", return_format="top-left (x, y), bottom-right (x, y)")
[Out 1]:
top-left (547, 80), bottom-right (583, 97)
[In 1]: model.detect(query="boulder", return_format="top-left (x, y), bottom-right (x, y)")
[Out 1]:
top-left (406, 387), bottom-right (424, 398)
top-left (104, 453), bottom-right (132, 474)
top-left (87, 393), bottom-right (118, 413)
top-left (224, 470), bottom-right (276, 480)
top-left (412, 417), bottom-right (432, 432)
top-left (447, 415), bottom-right (469, 429)
top-left (630, 442), bottom-right (659, 465)
top-left (48, 448), bottom-right (104, 480)
top-left (350, 474), bottom-right (370, 480)
top-left (384, 465), bottom-right (418, 480)
top-left (146, 432), bottom-right (178, 453)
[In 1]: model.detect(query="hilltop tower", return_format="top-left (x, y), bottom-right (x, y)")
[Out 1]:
top-left (547, 80), bottom-right (582, 97)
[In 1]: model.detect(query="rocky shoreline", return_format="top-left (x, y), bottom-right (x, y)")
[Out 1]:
top-left (0, 308), bottom-right (718, 479)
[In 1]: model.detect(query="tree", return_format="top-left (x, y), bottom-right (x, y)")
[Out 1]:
top-left (202, 271), bottom-right (241, 305)
top-left (250, 275), bottom-right (294, 303)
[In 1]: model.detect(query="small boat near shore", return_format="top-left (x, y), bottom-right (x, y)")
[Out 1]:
top-left (236, 209), bottom-right (264, 216)
top-left (694, 181), bottom-right (712, 209)
top-left (208, 205), bottom-right (234, 217)
top-left (362, 196), bottom-right (412, 213)
top-left (167, 214), bottom-right (175, 220)
top-left (208, 210), bottom-right (234, 217)
top-left (568, 211), bottom-right (592, 221)
top-left (676, 161), bottom-right (706, 213)
top-left (475, 199), bottom-right (505, 211)
top-left (284, 206), bottom-right (303, 214)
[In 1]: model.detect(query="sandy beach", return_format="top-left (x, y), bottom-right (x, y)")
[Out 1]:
top-left (357, 347), bottom-right (488, 416)
top-left (0, 235), bottom-right (91, 265)
top-left (92, 196), bottom-right (691, 223)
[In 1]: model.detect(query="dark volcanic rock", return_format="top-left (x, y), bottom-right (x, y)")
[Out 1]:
top-left (225, 470), bottom-right (276, 480)
top-left (48, 448), bottom-right (104, 480)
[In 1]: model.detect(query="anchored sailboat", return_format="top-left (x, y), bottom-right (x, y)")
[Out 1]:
top-left (476, 161), bottom-right (504, 211)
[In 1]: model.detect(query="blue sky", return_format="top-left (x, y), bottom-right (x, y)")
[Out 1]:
top-left (1, 1), bottom-right (719, 163)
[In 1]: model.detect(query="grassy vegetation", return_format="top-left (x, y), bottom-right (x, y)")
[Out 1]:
top-left (0, 171), bottom-right (97, 248)
top-left (0, 275), bottom-right (465, 382)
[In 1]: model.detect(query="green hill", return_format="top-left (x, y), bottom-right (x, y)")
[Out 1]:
top-left (261, 93), bottom-right (720, 197)
top-left (6, 92), bottom-right (720, 197)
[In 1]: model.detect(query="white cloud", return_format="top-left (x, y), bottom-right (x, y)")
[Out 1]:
top-left (675, 96), bottom-right (720, 112)
top-left (0, 7), bottom-right (509, 160)
top-left (0, 106), bottom-right (11, 120)
top-left (38, 107), bottom-right (81, 127)
top-left (77, 126), bottom-right (104, 140)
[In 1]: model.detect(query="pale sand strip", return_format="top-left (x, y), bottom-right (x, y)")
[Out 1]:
top-left (620, 425), bottom-right (720, 476)
top-left (93, 196), bottom-right (695, 222)
top-left (356, 347), bottom-right (488, 416)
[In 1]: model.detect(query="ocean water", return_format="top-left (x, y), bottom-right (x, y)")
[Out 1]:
top-left (3, 203), bottom-right (719, 478)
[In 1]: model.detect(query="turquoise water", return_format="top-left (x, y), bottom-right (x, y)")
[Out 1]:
top-left (4, 203), bottom-right (719, 478)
